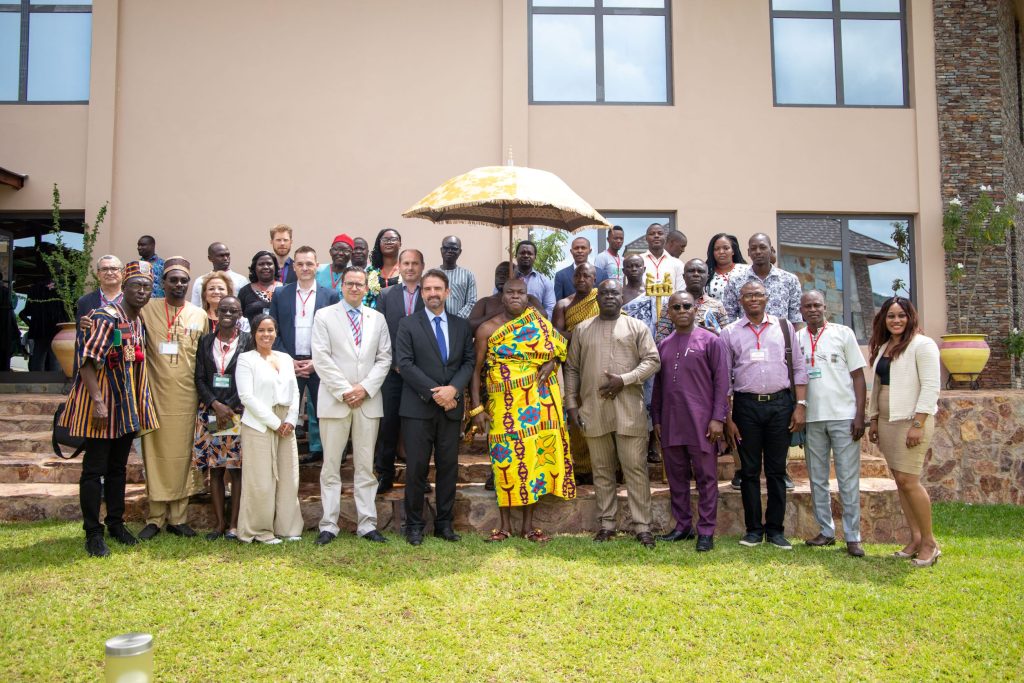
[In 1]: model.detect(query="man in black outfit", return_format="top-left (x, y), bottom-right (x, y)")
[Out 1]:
top-left (374, 249), bottom-right (424, 493)
top-left (395, 269), bottom-right (474, 546)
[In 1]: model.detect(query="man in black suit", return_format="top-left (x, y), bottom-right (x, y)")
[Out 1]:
top-left (76, 254), bottom-right (124, 321)
top-left (395, 269), bottom-right (475, 546)
top-left (269, 245), bottom-right (339, 464)
top-left (374, 248), bottom-right (425, 493)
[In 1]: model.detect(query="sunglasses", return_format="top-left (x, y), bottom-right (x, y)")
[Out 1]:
top-left (670, 303), bottom-right (695, 311)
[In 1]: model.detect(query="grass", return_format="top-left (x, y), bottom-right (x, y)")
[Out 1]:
top-left (1, 502), bottom-right (1022, 682)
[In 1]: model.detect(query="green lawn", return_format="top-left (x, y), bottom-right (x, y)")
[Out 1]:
top-left (2, 503), bottom-right (1022, 682)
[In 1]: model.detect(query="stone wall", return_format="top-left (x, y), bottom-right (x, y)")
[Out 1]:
top-left (933, 0), bottom-right (1021, 388)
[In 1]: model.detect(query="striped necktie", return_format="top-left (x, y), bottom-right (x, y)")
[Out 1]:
top-left (346, 308), bottom-right (361, 347)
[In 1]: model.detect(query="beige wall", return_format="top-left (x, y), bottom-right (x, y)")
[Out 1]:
top-left (0, 0), bottom-right (945, 338)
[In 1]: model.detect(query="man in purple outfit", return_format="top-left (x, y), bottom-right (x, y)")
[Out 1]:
top-left (651, 291), bottom-right (730, 552)
top-left (722, 281), bottom-right (808, 550)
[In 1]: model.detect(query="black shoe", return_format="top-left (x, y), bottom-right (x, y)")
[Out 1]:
top-left (784, 475), bottom-right (795, 491)
top-left (696, 535), bottom-right (714, 552)
top-left (637, 531), bottom-right (656, 548)
top-left (205, 531), bottom-right (224, 541)
top-left (315, 530), bottom-right (336, 546)
top-left (86, 535), bottom-right (110, 557)
top-left (484, 471), bottom-right (495, 491)
top-left (434, 527), bottom-right (461, 542)
top-left (406, 529), bottom-right (424, 546)
top-left (731, 473), bottom-right (742, 490)
top-left (575, 473), bottom-right (594, 486)
top-left (767, 533), bottom-right (793, 550)
top-left (658, 528), bottom-right (695, 542)
top-left (299, 452), bottom-right (323, 465)
top-left (166, 524), bottom-right (197, 538)
top-left (739, 532), bottom-right (764, 547)
top-left (138, 523), bottom-right (161, 540)
top-left (646, 450), bottom-right (661, 464)
top-left (376, 478), bottom-right (394, 495)
top-left (107, 525), bottom-right (138, 546)
top-left (361, 530), bottom-right (388, 543)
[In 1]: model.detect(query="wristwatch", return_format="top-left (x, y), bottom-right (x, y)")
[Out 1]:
top-left (912, 419), bottom-right (923, 428)
top-left (796, 399), bottom-right (807, 406)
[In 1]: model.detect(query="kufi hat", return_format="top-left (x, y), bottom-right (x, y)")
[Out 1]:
top-left (163, 256), bottom-right (191, 278)
top-left (123, 260), bottom-right (153, 282)
top-left (332, 234), bottom-right (354, 248)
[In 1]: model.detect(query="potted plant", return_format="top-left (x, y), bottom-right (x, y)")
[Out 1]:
top-left (37, 184), bottom-right (107, 377)
top-left (939, 185), bottom-right (1019, 384)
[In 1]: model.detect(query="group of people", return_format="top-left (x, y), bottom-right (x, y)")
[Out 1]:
top-left (62, 223), bottom-right (942, 569)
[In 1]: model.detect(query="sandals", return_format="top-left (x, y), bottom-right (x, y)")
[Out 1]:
top-left (523, 528), bottom-right (551, 543)
top-left (485, 529), bottom-right (512, 543)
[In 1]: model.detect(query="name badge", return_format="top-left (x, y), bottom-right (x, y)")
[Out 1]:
top-left (809, 368), bottom-right (822, 380)
top-left (212, 374), bottom-right (232, 389)
top-left (160, 341), bottom-right (179, 355)
top-left (750, 350), bottom-right (766, 362)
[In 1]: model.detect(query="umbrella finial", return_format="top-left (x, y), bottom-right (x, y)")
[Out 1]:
top-left (505, 146), bottom-right (514, 167)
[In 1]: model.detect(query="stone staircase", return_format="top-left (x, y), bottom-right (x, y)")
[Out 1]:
top-left (0, 393), bottom-right (907, 542)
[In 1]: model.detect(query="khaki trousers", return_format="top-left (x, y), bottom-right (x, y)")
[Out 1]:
top-left (237, 406), bottom-right (303, 542)
top-left (587, 432), bottom-right (652, 533)
top-left (146, 498), bottom-right (189, 527)
top-left (319, 412), bottom-right (380, 536)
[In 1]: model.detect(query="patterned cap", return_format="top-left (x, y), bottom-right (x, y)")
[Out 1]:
top-left (123, 260), bottom-right (153, 282)
top-left (332, 233), bottom-right (354, 248)
top-left (163, 256), bottom-right (191, 278)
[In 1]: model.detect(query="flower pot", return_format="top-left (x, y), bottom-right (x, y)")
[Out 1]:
top-left (50, 321), bottom-right (77, 378)
top-left (939, 333), bottom-right (990, 382)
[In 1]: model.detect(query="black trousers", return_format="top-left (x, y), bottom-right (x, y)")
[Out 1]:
top-left (374, 370), bottom-right (403, 482)
top-left (80, 432), bottom-right (136, 537)
top-left (733, 393), bottom-right (793, 536)
top-left (401, 412), bottom-right (460, 532)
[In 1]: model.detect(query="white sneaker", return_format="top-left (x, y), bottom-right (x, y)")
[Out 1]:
top-left (284, 536), bottom-right (303, 542)
top-left (260, 538), bottom-right (283, 545)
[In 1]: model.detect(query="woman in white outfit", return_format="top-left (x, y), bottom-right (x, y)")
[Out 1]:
top-left (235, 314), bottom-right (303, 544)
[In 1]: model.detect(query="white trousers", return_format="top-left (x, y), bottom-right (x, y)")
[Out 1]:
top-left (319, 412), bottom-right (380, 536)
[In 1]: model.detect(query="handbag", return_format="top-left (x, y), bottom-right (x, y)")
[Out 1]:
top-left (52, 403), bottom-right (87, 459)
top-left (780, 318), bottom-right (805, 449)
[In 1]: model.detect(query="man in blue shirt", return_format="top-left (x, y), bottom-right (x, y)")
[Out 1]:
top-left (512, 240), bottom-right (556, 318)
top-left (136, 235), bottom-right (164, 298)
top-left (554, 236), bottom-right (608, 300)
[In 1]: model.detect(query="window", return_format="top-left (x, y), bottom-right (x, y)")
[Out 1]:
top-left (777, 214), bottom-right (913, 343)
top-left (529, 0), bottom-right (672, 104)
top-left (540, 211), bottom-right (675, 274)
top-left (770, 0), bottom-right (907, 107)
top-left (0, 0), bottom-right (92, 103)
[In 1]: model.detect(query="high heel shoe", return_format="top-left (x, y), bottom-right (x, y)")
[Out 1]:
top-left (911, 548), bottom-right (941, 568)
top-left (892, 549), bottom-right (917, 559)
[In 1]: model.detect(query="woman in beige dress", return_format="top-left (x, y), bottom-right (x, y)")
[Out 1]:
top-left (867, 297), bottom-right (941, 567)
top-left (235, 314), bottom-right (303, 544)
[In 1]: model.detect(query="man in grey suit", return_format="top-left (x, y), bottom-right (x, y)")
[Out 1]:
top-left (312, 267), bottom-right (392, 545)
top-left (395, 269), bottom-right (475, 546)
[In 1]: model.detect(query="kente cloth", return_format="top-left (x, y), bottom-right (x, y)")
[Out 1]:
top-left (485, 308), bottom-right (576, 506)
top-left (564, 289), bottom-right (599, 332)
top-left (139, 299), bottom-right (208, 501)
top-left (59, 304), bottom-right (159, 439)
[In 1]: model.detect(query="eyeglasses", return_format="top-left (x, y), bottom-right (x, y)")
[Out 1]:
top-left (98, 267), bottom-right (121, 273)
top-left (380, 237), bottom-right (400, 244)
top-left (343, 281), bottom-right (365, 288)
top-left (740, 293), bottom-right (767, 300)
top-left (670, 303), bottom-right (695, 311)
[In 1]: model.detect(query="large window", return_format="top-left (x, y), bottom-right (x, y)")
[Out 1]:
top-left (0, 0), bottom-right (92, 103)
top-left (777, 214), bottom-right (914, 342)
top-left (770, 0), bottom-right (907, 107)
top-left (529, 1), bottom-right (672, 104)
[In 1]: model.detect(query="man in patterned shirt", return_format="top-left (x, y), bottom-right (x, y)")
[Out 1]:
top-left (722, 233), bottom-right (803, 329)
top-left (437, 235), bottom-right (477, 318)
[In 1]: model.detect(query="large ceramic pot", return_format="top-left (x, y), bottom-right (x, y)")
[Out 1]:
top-left (939, 333), bottom-right (990, 383)
top-left (50, 321), bottom-right (77, 378)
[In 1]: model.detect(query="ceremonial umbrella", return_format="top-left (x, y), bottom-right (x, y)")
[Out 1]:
top-left (402, 165), bottom-right (611, 274)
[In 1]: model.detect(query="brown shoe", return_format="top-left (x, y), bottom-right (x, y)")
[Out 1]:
top-left (593, 528), bottom-right (617, 542)
top-left (846, 542), bottom-right (865, 558)
top-left (636, 532), bottom-right (656, 548)
top-left (805, 533), bottom-right (836, 547)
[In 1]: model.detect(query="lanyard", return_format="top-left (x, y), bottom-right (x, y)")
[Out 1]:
top-left (297, 288), bottom-right (314, 317)
top-left (214, 330), bottom-right (239, 375)
top-left (607, 250), bottom-right (621, 272)
top-left (101, 291), bottom-right (122, 307)
top-left (164, 301), bottom-right (183, 342)
top-left (748, 320), bottom-right (770, 349)
top-left (808, 322), bottom-right (826, 367)
top-left (647, 253), bottom-right (666, 277)
top-left (330, 268), bottom-right (343, 290)
top-left (404, 287), bottom-right (417, 315)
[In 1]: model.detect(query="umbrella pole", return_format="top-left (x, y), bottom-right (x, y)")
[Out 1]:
top-left (507, 206), bottom-right (515, 279)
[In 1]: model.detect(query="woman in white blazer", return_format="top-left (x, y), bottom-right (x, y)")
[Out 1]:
top-left (235, 314), bottom-right (303, 544)
top-left (867, 297), bottom-right (941, 567)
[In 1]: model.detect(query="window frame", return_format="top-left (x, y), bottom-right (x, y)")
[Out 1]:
top-left (596, 210), bottom-right (677, 252)
top-left (769, 0), bottom-right (909, 108)
top-left (528, 0), bottom-right (674, 106)
top-left (776, 213), bottom-right (916, 341)
top-left (0, 0), bottom-right (92, 104)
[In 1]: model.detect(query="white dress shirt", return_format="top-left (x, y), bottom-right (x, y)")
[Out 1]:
top-left (293, 283), bottom-right (316, 356)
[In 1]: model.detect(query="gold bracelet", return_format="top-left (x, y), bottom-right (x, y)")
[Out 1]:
top-left (467, 404), bottom-right (485, 418)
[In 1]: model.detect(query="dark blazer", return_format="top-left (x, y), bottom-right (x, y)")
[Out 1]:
top-left (268, 282), bottom-right (339, 355)
top-left (378, 282), bottom-right (425, 369)
top-left (75, 289), bottom-right (104, 322)
top-left (395, 310), bottom-right (475, 421)
top-left (194, 331), bottom-right (252, 411)
top-left (554, 263), bottom-right (609, 300)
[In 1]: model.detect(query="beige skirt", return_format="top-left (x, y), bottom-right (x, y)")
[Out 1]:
top-left (876, 385), bottom-right (934, 476)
